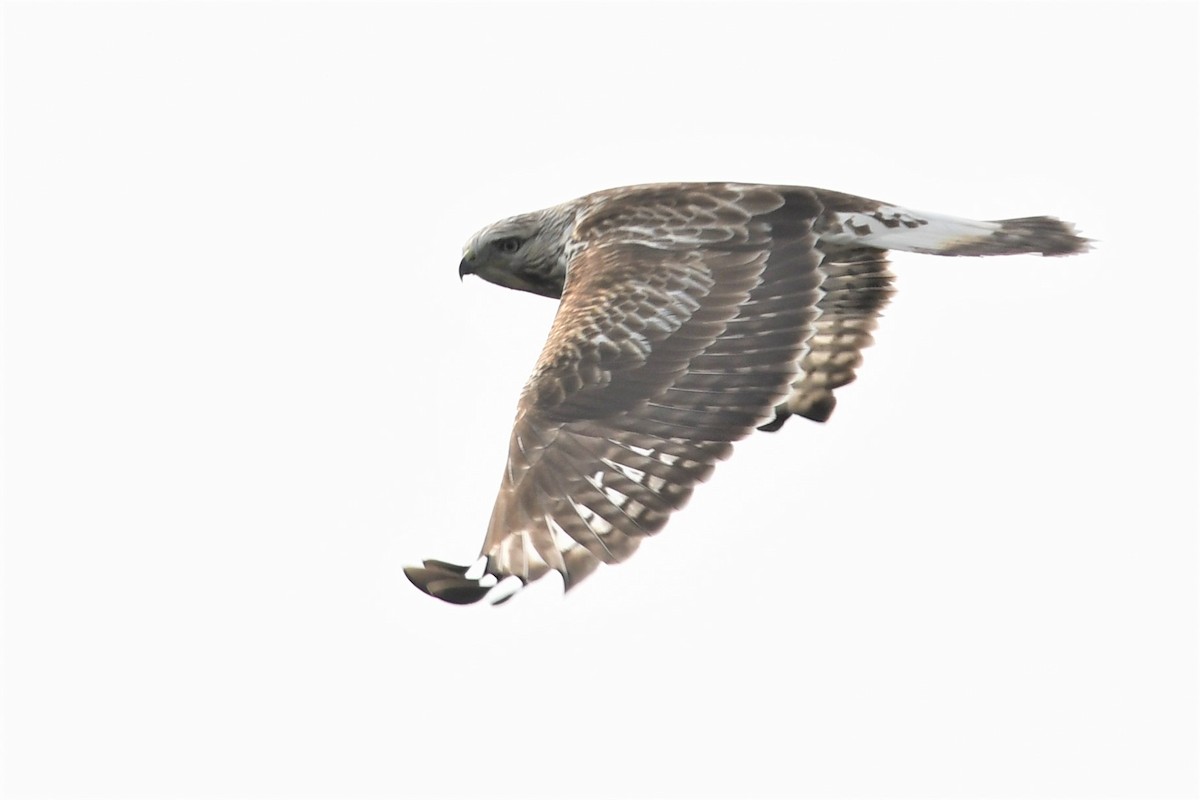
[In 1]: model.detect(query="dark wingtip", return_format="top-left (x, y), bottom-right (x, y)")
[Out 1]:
top-left (404, 560), bottom-right (493, 605)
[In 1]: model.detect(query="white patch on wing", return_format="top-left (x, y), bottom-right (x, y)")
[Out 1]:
top-left (601, 458), bottom-right (646, 485)
top-left (572, 501), bottom-right (613, 536)
top-left (548, 517), bottom-right (577, 553)
top-left (465, 556), bottom-right (489, 580)
top-left (584, 467), bottom-right (634, 510)
top-left (488, 576), bottom-right (524, 604)
top-left (602, 486), bottom-right (629, 507)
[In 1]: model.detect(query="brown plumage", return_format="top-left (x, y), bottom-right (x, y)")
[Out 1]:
top-left (406, 183), bottom-right (1089, 605)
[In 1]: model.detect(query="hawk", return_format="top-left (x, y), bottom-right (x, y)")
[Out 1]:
top-left (404, 183), bottom-right (1088, 605)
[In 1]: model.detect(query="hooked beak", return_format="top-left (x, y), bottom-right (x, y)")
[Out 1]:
top-left (458, 251), bottom-right (475, 282)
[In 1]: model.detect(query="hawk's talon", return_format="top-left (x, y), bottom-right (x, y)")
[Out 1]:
top-left (757, 407), bottom-right (790, 433)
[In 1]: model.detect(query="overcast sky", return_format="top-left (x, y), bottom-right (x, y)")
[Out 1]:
top-left (3, 2), bottom-right (1197, 798)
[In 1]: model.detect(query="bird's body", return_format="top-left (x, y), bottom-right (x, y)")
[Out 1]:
top-left (405, 183), bottom-right (1088, 605)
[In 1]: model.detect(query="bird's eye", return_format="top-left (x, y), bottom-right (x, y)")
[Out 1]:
top-left (495, 237), bottom-right (522, 254)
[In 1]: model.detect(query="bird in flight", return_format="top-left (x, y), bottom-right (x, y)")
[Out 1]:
top-left (404, 183), bottom-right (1088, 605)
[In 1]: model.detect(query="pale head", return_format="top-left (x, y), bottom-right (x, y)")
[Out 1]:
top-left (458, 206), bottom-right (576, 299)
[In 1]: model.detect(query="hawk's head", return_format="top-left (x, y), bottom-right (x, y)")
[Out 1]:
top-left (459, 208), bottom-right (573, 299)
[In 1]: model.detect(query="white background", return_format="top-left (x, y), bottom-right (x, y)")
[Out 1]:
top-left (3, 2), bottom-right (1196, 798)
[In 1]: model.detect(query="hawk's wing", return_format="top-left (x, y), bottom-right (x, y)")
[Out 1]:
top-left (405, 185), bottom-right (825, 604)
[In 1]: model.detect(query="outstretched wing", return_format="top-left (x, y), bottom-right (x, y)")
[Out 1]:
top-left (405, 184), bottom-right (825, 604)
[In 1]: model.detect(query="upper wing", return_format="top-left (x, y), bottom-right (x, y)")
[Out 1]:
top-left (405, 184), bottom-right (825, 604)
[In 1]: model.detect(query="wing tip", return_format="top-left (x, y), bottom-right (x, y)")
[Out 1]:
top-left (403, 560), bottom-right (493, 605)
top-left (404, 559), bottom-right (526, 606)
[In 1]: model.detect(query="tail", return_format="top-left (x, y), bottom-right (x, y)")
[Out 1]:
top-left (817, 202), bottom-right (1091, 258)
top-left (757, 192), bottom-right (1091, 433)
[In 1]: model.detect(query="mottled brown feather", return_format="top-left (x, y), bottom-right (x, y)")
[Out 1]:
top-left (472, 185), bottom-right (825, 597)
top-left (405, 181), bottom-right (1089, 604)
